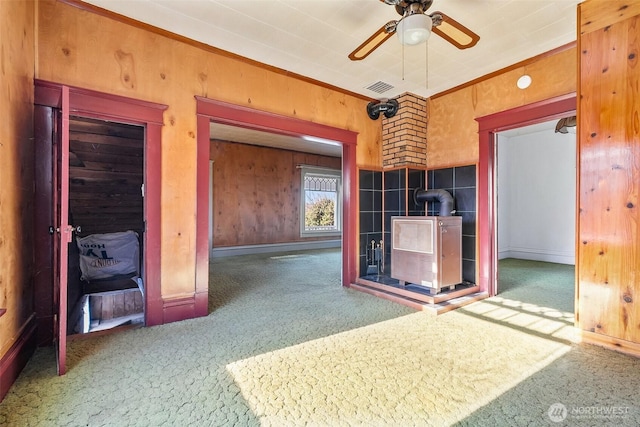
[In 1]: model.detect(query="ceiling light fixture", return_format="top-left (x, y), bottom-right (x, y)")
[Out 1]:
top-left (397, 13), bottom-right (432, 46)
top-left (516, 74), bottom-right (532, 89)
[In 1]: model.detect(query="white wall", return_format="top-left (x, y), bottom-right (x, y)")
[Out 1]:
top-left (497, 126), bottom-right (576, 265)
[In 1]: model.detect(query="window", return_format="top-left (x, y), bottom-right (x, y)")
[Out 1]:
top-left (300, 167), bottom-right (341, 236)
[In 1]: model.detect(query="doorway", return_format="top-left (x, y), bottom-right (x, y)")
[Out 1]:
top-left (494, 120), bottom-right (577, 312)
top-left (206, 133), bottom-right (344, 313)
top-left (207, 123), bottom-right (343, 259)
top-left (65, 116), bottom-right (145, 335)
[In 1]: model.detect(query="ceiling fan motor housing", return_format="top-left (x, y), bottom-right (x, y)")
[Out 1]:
top-left (394, 0), bottom-right (434, 16)
top-left (367, 99), bottom-right (399, 120)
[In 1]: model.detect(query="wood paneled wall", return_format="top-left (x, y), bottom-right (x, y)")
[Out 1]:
top-left (36, 0), bottom-right (381, 298)
top-left (210, 141), bottom-right (341, 247)
top-left (69, 117), bottom-right (144, 237)
top-left (427, 47), bottom-right (577, 168)
top-left (577, 0), bottom-right (640, 347)
top-left (0, 0), bottom-right (35, 360)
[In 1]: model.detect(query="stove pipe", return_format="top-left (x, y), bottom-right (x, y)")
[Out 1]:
top-left (414, 188), bottom-right (455, 216)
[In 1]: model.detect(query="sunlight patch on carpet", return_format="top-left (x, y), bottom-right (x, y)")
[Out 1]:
top-left (226, 310), bottom-right (572, 426)
top-left (460, 296), bottom-right (579, 344)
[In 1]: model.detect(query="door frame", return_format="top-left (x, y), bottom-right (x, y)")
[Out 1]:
top-left (476, 93), bottom-right (576, 296)
top-left (34, 80), bottom-right (167, 345)
top-left (195, 97), bottom-right (358, 309)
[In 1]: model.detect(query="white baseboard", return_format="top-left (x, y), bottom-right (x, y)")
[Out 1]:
top-left (210, 240), bottom-right (341, 258)
top-left (500, 247), bottom-right (574, 265)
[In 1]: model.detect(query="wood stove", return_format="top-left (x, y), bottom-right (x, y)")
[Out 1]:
top-left (391, 216), bottom-right (462, 294)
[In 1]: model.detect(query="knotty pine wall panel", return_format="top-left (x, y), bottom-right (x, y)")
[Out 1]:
top-left (210, 141), bottom-right (341, 247)
top-left (0, 0), bottom-right (35, 358)
top-left (427, 47), bottom-right (577, 168)
top-left (36, 0), bottom-right (380, 297)
top-left (577, 0), bottom-right (640, 344)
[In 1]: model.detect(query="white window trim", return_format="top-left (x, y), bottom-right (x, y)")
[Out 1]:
top-left (299, 166), bottom-right (342, 237)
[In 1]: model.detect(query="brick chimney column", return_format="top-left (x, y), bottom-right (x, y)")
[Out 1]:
top-left (382, 93), bottom-right (427, 168)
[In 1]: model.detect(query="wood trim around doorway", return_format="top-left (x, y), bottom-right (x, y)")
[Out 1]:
top-left (475, 93), bottom-right (577, 296)
top-left (34, 80), bottom-right (167, 329)
top-left (195, 97), bottom-right (359, 300)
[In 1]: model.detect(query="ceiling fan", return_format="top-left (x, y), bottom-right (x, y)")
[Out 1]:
top-left (349, 0), bottom-right (480, 61)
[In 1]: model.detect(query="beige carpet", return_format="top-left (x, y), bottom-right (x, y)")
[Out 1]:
top-left (1, 250), bottom-right (639, 426)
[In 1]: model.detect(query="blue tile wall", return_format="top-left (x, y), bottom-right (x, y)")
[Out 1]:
top-left (383, 169), bottom-right (407, 276)
top-left (359, 170), bottom-right (383, 275)
top-left (408, 169), bottom-right (426, 216)
top-left (359, 165), bottom-right (476, 285)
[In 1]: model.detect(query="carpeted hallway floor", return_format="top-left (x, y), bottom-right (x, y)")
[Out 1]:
top-left (1, 249), bottom-right (639, 426)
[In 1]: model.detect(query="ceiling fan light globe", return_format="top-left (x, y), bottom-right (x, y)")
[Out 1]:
top-left (397, 13), bottom-right (432, 46)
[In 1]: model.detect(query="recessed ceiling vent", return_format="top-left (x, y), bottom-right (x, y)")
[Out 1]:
top-left (365, 81), bottom-right (394, 94)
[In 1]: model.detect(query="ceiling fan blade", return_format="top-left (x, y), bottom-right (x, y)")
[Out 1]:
top-left (348, 23), bottom-right (395, 61)
top-left (431, 12), bottom-right (479, 49)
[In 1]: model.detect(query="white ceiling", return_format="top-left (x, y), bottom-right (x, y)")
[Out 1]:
top-left (210, 122), bottom-right (343, 157)
top-left (82, 0), bottom-right (581, 155)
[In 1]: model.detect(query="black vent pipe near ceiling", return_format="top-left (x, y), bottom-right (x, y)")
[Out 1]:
top-left (414, 188), bottom-right (455, 216)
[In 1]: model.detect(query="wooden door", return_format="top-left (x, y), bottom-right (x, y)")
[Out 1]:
top-left (54, 86), bottom-right (71, 375)
top-left (33, 106), bottom-right (57, 346)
